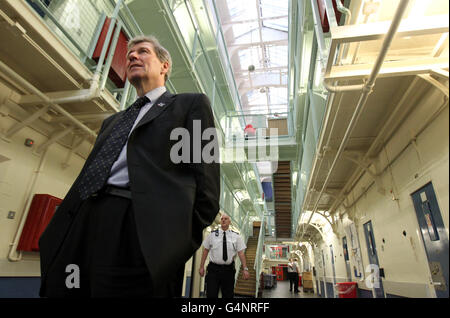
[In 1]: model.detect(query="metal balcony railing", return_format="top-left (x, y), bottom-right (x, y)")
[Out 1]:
top-left (26, 0), bottom-right (177, 110)
top-left (253, 217), bottom-right (266, 297)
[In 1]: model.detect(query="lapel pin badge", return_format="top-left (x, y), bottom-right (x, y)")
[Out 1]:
top-left (157, 102), bottom-right (165, 107)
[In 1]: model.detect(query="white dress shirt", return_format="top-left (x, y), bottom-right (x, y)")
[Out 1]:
top-left (202, 228), bottom-right (246, 265)
top-left (107, 86), bottom-right (167, 187)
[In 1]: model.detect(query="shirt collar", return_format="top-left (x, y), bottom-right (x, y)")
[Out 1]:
top-left (144, 86), bottom-right (167, 104)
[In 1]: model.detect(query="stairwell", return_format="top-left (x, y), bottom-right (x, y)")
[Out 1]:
top-left (273, 161), bottom-right (292, 238)
top-left (234, 224), bottom-right (260, 297)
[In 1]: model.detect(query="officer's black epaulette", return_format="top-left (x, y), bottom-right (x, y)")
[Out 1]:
top-left (212, 229), bottom-right (219, 236)
top-left (230, 230), bottom-right (239, 235)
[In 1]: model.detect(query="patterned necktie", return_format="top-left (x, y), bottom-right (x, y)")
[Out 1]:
top-left (223, 231), bottom-right (228, 262)
top-left (78, 96), bottom-right (150, 200)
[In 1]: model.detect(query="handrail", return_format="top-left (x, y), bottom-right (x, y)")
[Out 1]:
top-left (27, 0), bottom-right (178, 107)
top-left (253, 217), bottom-right (265, 297)
top-left (310, 0), bottom-right (328, 71)
top-left (30, 0), bottom-right (89, 60)
top-left (160, 0), bottom-right (231, 125)
top-left (336, 0), bottom-right (351, 23)
top-left (160, 1), bottom-right (268, 246)
top-left (23, 0), bottom-right (136, 107)
top-left (183, 1), bottom-right (271, 210)
top-left (300, 0), bottom-right (410, 239)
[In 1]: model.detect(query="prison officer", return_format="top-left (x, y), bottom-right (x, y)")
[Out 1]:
top-left (199, 213), bottom-right (250, 298)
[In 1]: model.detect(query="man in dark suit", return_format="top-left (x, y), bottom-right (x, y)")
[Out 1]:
top-left (38, 35), bottom-right (220, 297)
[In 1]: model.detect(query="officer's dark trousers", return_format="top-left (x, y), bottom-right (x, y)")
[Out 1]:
top-left (206, 262), bottom-right (236, 298)
top-left (288, 272), bottom-right (294, 291)
top-left (288, 272), bottom-right (299, 292)
top-left (43, 191), bottom-right (183, 298)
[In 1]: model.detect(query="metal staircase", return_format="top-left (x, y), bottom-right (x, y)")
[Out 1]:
top-left (274, 161), bottom-right (292, 238)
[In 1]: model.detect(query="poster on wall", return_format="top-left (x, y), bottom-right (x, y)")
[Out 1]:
top-left (345, 222), bottom-right (365, 281)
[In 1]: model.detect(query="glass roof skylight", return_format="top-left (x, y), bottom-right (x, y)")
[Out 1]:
top-left (216, 0), bottom-right (289, 118)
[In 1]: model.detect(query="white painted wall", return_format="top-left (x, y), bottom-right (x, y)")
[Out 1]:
top-left (303, 85), bottom-right (449, 298)
top-left (0, 114), bottom-right (84, 276)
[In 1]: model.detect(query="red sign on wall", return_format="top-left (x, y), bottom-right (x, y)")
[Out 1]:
top-left (17, 194), bottom-right (62, 252)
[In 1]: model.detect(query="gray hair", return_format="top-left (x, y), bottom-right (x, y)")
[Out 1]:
top-left (127, 35), bottom-right (172, 82)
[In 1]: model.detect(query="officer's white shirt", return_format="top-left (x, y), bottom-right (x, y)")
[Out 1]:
top-left (202, 228), bottom-right (246, 265)
top-left (288, 261), bottom-right (299, 273)
top-left (287, 262), bottom-right (295, 273)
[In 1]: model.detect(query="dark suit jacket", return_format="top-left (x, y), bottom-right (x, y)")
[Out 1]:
top-left (38, 91), bottom-right (220, 296)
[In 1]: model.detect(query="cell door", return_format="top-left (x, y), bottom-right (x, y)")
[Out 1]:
top-left (363, 221), bottom-right (385, 298)
top-left (411, 182), bottom-right (449, 298)
top-left (342, 236), bottom-right (352, 281)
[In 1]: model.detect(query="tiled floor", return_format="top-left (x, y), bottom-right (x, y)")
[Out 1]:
top-left (261, 280), bottom-right (319, 298)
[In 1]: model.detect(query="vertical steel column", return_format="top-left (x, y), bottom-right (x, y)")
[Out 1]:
top-left (100, 21), bottom-right (124, 91)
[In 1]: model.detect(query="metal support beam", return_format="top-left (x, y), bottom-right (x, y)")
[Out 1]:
top-left (326, 57), bottom-right (449, 82)
top-left (322, 13), bottom-right (448, 92)
top-left (323, 0), bottom-right (338, 29)
top-left (4, 105), bottom-right (50, 139)
top-left (300, 0), bottom-right (410, 241)
top-left (35, 126), bottom-right (74, 154)
top-left (430, 69), bottom-right (449, 80)
top-left (61, 134), bottom-right (85, 169)
top-left (310, 0), bottom-right (328, 69)
top-left (50, 112), bottom-right (114, 124)
top-left (0, 59), bottom-right (97, 139)
top-left (342, 152), bottom-right (385, 195)
top-left (331, 15), bottom-right (448, 44)
top-left (418, 74), bottom-right (449, 97)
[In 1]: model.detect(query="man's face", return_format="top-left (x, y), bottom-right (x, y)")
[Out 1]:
top-left (126, 42), bottom-right (168, 86)
top-left (220, 215), bottom-right (231, 230)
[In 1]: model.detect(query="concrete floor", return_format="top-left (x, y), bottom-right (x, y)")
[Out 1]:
top-left (261, 280), bottom-right (319, 298)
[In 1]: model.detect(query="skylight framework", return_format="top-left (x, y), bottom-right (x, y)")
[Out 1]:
top-left (217, 0), bottom-right (289, 121)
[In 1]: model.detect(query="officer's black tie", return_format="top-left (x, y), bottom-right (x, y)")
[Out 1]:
top-left (78, 96), bottom-right (150, 200)
top-left (223, 231), bottom-right (228, 262)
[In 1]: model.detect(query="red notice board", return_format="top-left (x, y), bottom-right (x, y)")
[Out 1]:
top-left (17, 194), bottom-right (62, 252)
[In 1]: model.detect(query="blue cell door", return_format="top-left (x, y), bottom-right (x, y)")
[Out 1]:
top-left (342, 236), bottom-right (352, 281)
top-left (411, 182), bottom-right (449, 298)
top-left (363, 221), bottom-right (385, 297)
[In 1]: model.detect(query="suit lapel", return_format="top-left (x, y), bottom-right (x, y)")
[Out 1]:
top-left (94, 114), bottom-right (122, 148)
top-left (134, 91), bottom-right (175, 130)
top-left (91, 91), bottom-right (174, 155)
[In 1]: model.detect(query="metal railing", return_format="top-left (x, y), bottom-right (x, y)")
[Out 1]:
top-left (27, 0), bottom-right (178, 109)
top-left (225, 110), bottom-right (290, 142)
top-left (162, 1), bottom-right (268, 222)
top-left (253, 217), bottom-right (266, 297)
